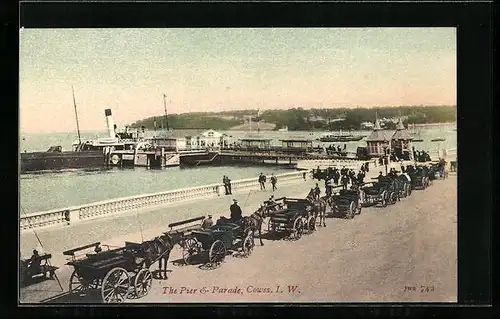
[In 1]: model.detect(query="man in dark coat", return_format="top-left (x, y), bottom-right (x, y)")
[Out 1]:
top-left (222, 175), bottom-right (229, 195)
top-left (258, 173), bottom-right (266, 190)
top-left (230, 199), bottom-right (243, 222)
top-left (377, 171), bottom-right (384, 182)
top-left (226, 176), bottom-right (232, 194)
top-left (270, 173), bottom-right (277, 191)
top-left (341, 174), bottom-right (349, 190)
top-left (357, 170), bottom-right (365, 185)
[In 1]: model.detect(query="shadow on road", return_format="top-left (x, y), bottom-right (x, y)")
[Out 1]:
top-left (41, 291), bottom-right (102, 304)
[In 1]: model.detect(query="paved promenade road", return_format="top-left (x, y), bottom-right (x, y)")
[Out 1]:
top-left (20, 174), bottom-right (457, 303)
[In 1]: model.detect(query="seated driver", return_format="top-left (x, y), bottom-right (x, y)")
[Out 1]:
top-left (230, 199), bottom-right (243, 222)
top-left (28, 249), bottom-right (41, 275)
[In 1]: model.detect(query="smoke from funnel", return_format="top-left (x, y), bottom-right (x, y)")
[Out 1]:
top-left (104, 109), bottom-right (116, 138)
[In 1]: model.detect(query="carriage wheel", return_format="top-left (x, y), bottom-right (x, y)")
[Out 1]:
top-left (133, 268), bottom-right (152, 298)
top-left (69, 269), bottom-right (98, 296)
top-left (307, 216), bottom-right (316, 232)
top-left (290, 218), bottom-right (304, 240)
top-left (357, 202), bottom-right (362, 215)
top-left (101, 267), bottom-right (130, 303)
top-left (389, 192), bottom-right (397, 205)
top-left (380, 192), bottom-right (387, 207)
top-left (407, 184), bottom-right (412, 196)
top-left (182, 238), bottom-right (202, 265)
top-left (209, 240), bottom-right (226, 267)
top-left (242, 235), bottom-right (255, 257)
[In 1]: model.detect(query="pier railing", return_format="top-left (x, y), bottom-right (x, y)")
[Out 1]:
top-left (20, 170), bottom-right (305, 232)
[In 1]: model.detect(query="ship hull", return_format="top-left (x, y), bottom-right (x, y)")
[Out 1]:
top-left (20, 151), bottom-right (106, 173)
top-left (318, 136), bottom-right (364, 142)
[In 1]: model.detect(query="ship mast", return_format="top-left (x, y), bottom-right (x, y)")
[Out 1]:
top-left (163, 94), bottom-right (170, 132)
top-left (71, 85), bottom-right (82, 144)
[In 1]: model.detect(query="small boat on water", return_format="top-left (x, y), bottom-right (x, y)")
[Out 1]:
top-left (412, 138), bottom-right (424, 142)
top-left (318, 135), bottom-right (364, 142)
top-left (431, 138), bottom-right (446, 142)
top-left (318, 129), bottom-right (364, 142)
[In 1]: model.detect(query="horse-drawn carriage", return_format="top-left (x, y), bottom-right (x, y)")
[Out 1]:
top-left (63, 241), bottom-right (157, 303)
top-left (267, 198), bottom-right (316, 239)
top-left (181, 219), bottom-right (254, 268)
top-left (329, 187), bottom-right (362, 219)
top-left (361, 176), bottom-right (398, 207)
top-left (428, 160), bottom-right (448, 180)
top-left (409, 166), bottom-right (431, 190)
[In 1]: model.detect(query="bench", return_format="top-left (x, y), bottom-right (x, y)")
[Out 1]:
top-left (63, 242), bottom-right (101, 256)
top-left (21, 253), bottom-right (59, 281)
top-left (168, 216), bottom-right (205, 229)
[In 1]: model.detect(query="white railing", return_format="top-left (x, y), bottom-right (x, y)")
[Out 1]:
top-left (20, 170), bottom-right (305, 232)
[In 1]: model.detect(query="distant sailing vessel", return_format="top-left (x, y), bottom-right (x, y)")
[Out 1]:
top-left (278, 125), bottom-right (288, 132)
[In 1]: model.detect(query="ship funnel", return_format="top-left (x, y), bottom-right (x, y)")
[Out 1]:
top-left (104, 109), bottom-right (116, 138)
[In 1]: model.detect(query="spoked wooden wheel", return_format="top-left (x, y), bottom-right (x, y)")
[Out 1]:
top-left (182, 238), bottom-right (202, 265)
top-left (241, 235), bottom-right (255, 257)
top-left (101, 267), bottom-right (130, 303)
top-left (307, 216), bottom-right (316, 232)
top-left (69, 270), bottom-right (98, 296)
top-left (389, 192), bottom-right (398, 205)
top-left (407, 184), bottom-right (412, 196)
top-left (208, 240), bottom-right (226, 267)
top-left (289, 218), bottom-right (304, 240)
top-left (134, 268), bottom-right (152, 298)
top-left (380, 192), bottom-right (387, 207)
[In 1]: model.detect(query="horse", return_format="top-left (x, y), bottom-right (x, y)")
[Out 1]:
top-left (139, 232), bottom-right (180, 279)
top-left (306, 193), bottom-right (327, 227)
top-left (242, 205), bottom-right (266, 246)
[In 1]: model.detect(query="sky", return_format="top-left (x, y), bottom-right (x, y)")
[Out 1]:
top-left (19, 28), bottom-right (456, 133)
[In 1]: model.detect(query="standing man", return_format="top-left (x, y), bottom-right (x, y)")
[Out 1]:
top-left (325, 177), bottom-right (333, 197)
top-left (341, 174), bottom-right (349, 190)
top-left (270, 173), bottom-right (277, 191)
top-left (230, 199), bottom-right (243, 222)
top-left (226, 176), bottom-right (232, 195)
top-left (357, 170), bottom-right (365, 185)
top-left (222, 175), bottom-right (229, 195)
top-left (258, 172), bottom-right (266, 190)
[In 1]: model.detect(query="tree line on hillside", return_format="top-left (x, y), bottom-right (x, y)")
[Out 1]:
top-left (128, 105), bottom-right (456, 131)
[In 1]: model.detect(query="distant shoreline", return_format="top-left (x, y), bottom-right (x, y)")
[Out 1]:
top-left (408, 122), bottom-right (456, 128)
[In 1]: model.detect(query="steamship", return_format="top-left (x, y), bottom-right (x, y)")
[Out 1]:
top-left (20, 109), bottom-right (140, 173)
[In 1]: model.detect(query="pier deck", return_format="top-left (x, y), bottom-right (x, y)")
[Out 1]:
top-left (20, 172), bottom-right (457, 303)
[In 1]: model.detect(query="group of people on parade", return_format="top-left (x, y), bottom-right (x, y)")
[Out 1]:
top-left (314, 162), bottom-right (371, 196)
top-left (223, 172), bottom-right (278, 195)
top-left (413, 147), bottom-right (432, 162)
top-left (258, 172), bottom-right (278, 191)
top-left (314, 144), bottom-right (348, 156)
